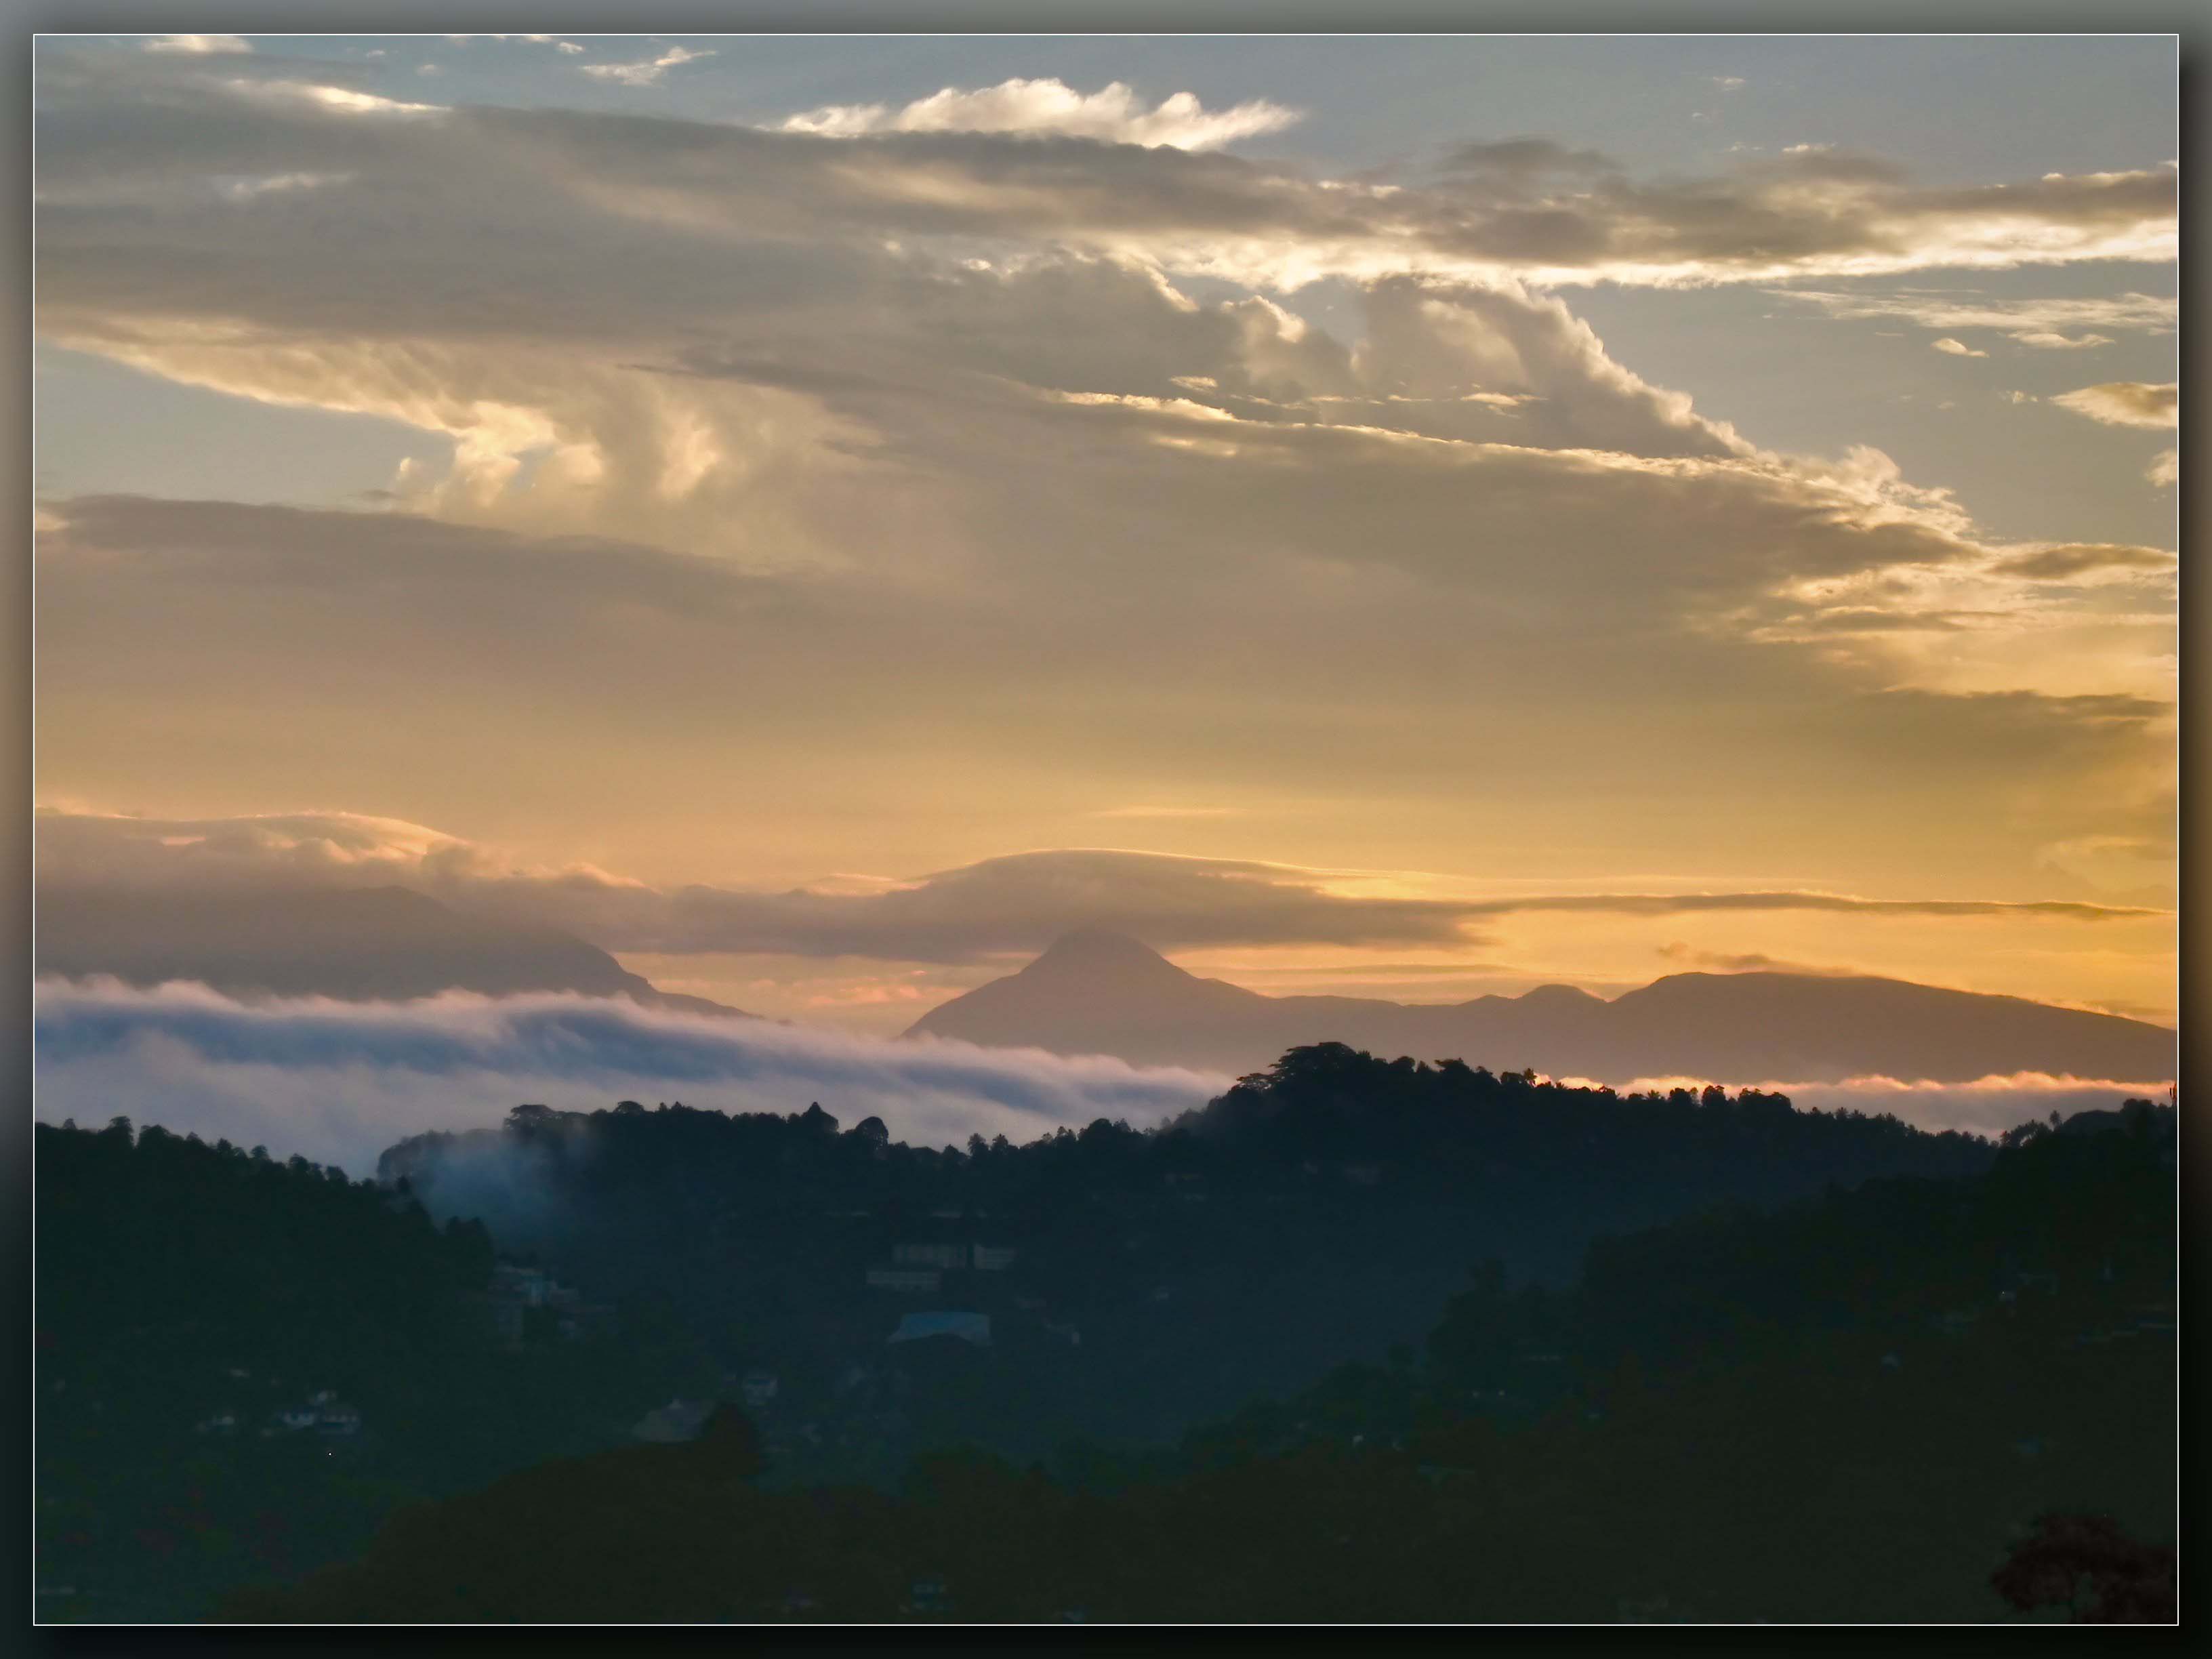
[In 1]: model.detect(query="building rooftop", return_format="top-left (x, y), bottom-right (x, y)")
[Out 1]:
top-left (888, 1311), bottom-right (991, 1347)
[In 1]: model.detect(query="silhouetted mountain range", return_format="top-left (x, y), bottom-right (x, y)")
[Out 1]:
top-left (905, 929), bottom-right (2174, 1085)
top-left (35, 885), bottom-right (747, 1016)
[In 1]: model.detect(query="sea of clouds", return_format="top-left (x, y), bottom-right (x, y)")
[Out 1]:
top-left (34, 979), bottom-right (2167, 1176)
top-left (1603, 1073), bottom-right (2172, 1142)
top-left (32, 979), bottom-right (1229, 1176)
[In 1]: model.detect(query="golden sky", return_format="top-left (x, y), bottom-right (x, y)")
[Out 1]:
top-left (32, 36), bottom-right (2178, 1031)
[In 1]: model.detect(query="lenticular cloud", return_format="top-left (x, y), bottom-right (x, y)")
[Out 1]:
top-left (31, 979), bottom-right (1227, 1176)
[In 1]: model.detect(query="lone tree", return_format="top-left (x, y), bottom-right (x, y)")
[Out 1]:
top-left (1991, 1512), bottom-right (2175, 1624)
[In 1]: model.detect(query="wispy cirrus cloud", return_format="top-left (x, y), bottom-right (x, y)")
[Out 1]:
top-left (579, 43), bottom-right (713, 87)
top-left (449, 35), bottom-right (585, 54)
top-left (1473, 889), bottom-right (2163, 923)
top-left (2009, 331), bottom-right (2114, 350)
top-left (781, 77), bottom-right (1302, 152)
top-left (221, 77), bottom-right (445, 119)
top-left (1769, 288), bottom-right (2173, 346)
top-left (1657, 941), bottom-right (1854, 976)
top-left (142, 35), bottom-right (251, 55)
top-left (2049, 380), bottom-right (2176, 430)
top-left (1988, 542), bottom-right (2175, 583)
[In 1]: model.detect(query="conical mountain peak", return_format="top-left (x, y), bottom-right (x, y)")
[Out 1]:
top-left (1022, 928), bottom-right (1187, 981)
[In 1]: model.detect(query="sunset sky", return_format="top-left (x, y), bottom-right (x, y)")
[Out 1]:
top-left (33, 33), bottom-right (2177, 1035)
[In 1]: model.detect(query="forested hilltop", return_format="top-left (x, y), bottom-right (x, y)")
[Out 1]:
top-left (224, 1099), bottom-right (2175, 1623)
top-left (375, 1046), bottom-right (1998, 1467)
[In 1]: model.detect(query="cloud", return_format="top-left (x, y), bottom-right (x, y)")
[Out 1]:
top-left (1988, 542), bottom-right (2176, 583)
top-left (1608, 1071), bottom-right (2171, 1140)
top-left (22, 55), bottom-right (2172, 602)
top-left (24, 53), bottom-right (2164, 643)
top-left (32, 49), bottom-right (2175, 306)
top-left (43, 977), bottom-right (2158, 1170)
top-left (1462, 890), bottom-right (2163, 922)
top-left (1339, 276), bottom-right (1750, 457)
top-left (780, 78), bottom-right (1302, 152)
top-left (35, 258), bottom-right (1754, 557)
top-left (32, 487), bottom-right (2173, 924)
top-left (35, 815), bottom-right (1484, 959)
top-left (1771, 289), bottom-right (2174, 337)
top-left (2008, 331), bottom-right (2113, 350)
top-left (24, 51), bottom-right (2175, 909)
top-left (143, 35), bottom-right (251, 55)
top-left (37, 809), bottom-right (2172, 969)
top-left (2148, 449), bottom-right (2177, 487)
top-left (32, 979), bottom-right (1227, 1175)
top-left (36, 806), bottom-right (488, 892)
top-left (223, 79), bottom-right (445, 119)
top-left (1439, 138), bottom-right (1614, 178)
top-left (1931, 337), bottom-right (1986, 356)
top-left (579, 44), bottom-right (713, 87)
top-left (1656, 941), bottom-right (1853, 976)
top-left (452, 35), bottom-right (585, 53)
top-left (2049, 380), bottom-right (2176, 429)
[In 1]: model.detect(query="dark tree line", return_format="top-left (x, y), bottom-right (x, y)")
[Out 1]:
top-left (214, 1088), bottom-right (2172, 1624)
top-left (362, 1046), bottom-right (2005, 1473)
top-left (35, 1118), bottom-right (712, 1622)
top-left (37, 1055), bottom-right (2171, 1624)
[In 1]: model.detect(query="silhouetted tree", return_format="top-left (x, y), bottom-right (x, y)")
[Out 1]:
top-left (1991, 1513), bottom-right (2175, 1623)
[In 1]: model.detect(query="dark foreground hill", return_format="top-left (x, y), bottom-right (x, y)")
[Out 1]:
top-left (33, 1119), bottom-right (713, 1623)
top-left (905, 929), bottom-right (2175, 1084)
top-left (220, 1103), bottom-right (2175, 1624)
top-left (34, 884), bottom-right (746, 1015)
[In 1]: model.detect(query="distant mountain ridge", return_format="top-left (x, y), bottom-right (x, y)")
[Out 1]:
top-left (35, 884), bottom-right (750, 1017)
top-left (905, 929), bottom-right (2174, 1086)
